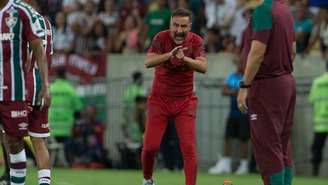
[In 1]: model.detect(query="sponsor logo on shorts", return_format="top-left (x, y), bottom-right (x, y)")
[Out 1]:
top-left (18, 122), bottom-right (28, 130)
top-left (250, 113), bottom-right (258, 120)
top-left (41, 123), bottom-right (49, 128)
top-left (11, 110), bottom-right (28, 118)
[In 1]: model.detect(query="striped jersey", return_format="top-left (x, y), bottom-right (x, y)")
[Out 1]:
top-left (25, 14), bottom-right (53, 106)
top-left (0, 0), bottom-right (44, 101)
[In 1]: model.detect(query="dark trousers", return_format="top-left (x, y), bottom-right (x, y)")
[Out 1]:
top-left (160, 118), bottom-right (183, 171)
top-left (311, 132), bottom-right (328, 176)
top-left (248, 74), bottom-right (296, 185)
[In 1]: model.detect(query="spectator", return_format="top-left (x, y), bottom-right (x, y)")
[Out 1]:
top-left (64, 0), bottom-right (84, 27)
top-left (79, 0), bottom-right (98, 36)
top-left (229, 0), bottom-right (248, 47)
top-left (118, 0), bottom-right (145, 31)
top-left (49, 68), bottom-right (83, 160)
top-left (99, 0), bottom-right (119, 52)
top-left (86, 20), bottom-right (108, 55)
top-left (308, 62), bottom-right (328, 176)
top-left (68, 106), bottom-right (108, 168)
top-left (205, 0), bottom-right (236, 35)
top-left (142, 0), bottom-right (171, 49)
top-left (99, 0), bottom-right (118, 30)
top-left (294, 2), bottom-right (313, 53)
top-left (116, 15), bottom-right (142, 53)
top-left (53, 11), bottom-right (75, 54)
top-left (307, 9), bottom-right (328, 59)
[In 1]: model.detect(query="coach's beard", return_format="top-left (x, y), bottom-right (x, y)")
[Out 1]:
top-left (173, 32), bottom-right (186, 44)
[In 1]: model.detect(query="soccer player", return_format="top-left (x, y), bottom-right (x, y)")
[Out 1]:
top-left (237, 0), bottom-right (296, 185)
top-left (0, 1), bottom-right (50, 185)
top-left (24, 0), bottom-right (53, 184)
top-left (141, 8), bottom-right (207, 185)
top-left (208, 58), bottom-right (250, 175)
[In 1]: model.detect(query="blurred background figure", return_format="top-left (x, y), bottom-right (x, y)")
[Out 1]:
top-left (308, 62), bottom-right (328, 176)
top-left (294, 1), bottom-right (313, 54)
top-left (142, 0), bottom-right (171, 49)
top-left (118, 95), bottom-right (147, 169)
top-left (115, 15), bottom-right (142, 53)
top-left (53, 11), bottom-right (75, 54)
top-left (208, 57), bottom-right (250, 175)
top-left (67, 106), bottom-right (108, 169)
top-left (122, 71), bottom-right (147, 126)
top-left (49, 68), bottom-right (83, 166)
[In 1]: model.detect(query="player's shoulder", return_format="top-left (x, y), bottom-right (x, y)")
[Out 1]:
top-left (188, 32), bottom-right (204, 44)
top-left (13, 0), bottom-right (40, 18)
top-left (252, 0), bottom-right (273, 32)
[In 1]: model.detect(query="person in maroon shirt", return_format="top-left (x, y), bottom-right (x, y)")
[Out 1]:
top-left (141, 8), bottom-right (207, 185)
top-left (237, 0), bottom-right (296, 185)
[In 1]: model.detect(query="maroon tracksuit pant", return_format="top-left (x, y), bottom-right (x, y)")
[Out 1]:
top-left (142, 94), bottom-right (198, 185)
top-left (248, 74), bottom-right (296, 185)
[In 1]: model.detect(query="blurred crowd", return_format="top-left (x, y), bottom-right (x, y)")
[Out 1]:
top-left (43, 0), bottom-right (327, 57)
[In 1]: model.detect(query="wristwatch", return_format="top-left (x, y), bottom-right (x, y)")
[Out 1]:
top-left (239, 81), bottom-right (251, 88)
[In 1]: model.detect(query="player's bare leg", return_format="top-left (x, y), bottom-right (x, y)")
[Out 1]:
top-left (31, 137), bottom-right (51, 185)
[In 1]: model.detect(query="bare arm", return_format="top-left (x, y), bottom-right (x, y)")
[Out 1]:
top-left (145, 52), bottom-right (171, 68)
top-left (242, 40), bottom-right (266, 85)
top-left (222, 85), bottom-right (238, 96)
top-left (145, 46), bottom-right (183, 68)
top-left (30, 39), bottom-right (50, 108)
top-left (183, 56), bottom-right (207, 73)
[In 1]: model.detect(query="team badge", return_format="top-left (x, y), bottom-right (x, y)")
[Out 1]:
top-left (5, 9), bottom-right (17, 29)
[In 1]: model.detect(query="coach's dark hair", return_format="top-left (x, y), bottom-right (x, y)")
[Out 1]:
top-left (171, 8), bottom-right (193, 21)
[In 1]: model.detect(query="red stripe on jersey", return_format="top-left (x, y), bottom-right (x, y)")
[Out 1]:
top-left (1, 12), bottom-right (12, 101)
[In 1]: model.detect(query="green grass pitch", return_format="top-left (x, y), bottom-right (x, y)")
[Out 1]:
top-left (3, 168), bottom-right (326, 185)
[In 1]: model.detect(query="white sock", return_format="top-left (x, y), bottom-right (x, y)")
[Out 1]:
top-left (10, 149), bottom-right (27, 185)
top-left (38, 169), bottom-right (51, 185)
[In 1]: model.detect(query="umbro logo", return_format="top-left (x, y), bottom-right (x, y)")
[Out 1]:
top-left (250, 113), bottom-right (258, 120)
top-left (18, 122), bottom-right (28, 130)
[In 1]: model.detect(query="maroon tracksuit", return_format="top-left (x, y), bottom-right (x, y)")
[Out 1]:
top-left (142, 30), bottom-right (206, 185)
top-left (241, 0), bottom-right (296, 185)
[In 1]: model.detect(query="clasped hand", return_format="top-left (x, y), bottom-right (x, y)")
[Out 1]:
top-left (170, 46), bottom-right (187, 60)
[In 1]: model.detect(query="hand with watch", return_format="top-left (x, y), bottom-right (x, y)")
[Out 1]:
top-left (237, 80), bottom-right (251, 113)
top-left (239, 81), bottom-right (251, 88)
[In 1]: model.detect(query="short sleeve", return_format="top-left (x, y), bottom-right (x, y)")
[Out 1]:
top-left (224, 74), bottom-right (233, 85)
top-left (18, 8), bottom-right (44, 42)
top-left (192, 36), bottom-right (206, 58)
top-left (147, 33), bottom-right (163, 54)
top-left (251, 3), bottom-right (272, 45)
top-left (45, 17), bottom-right (54, 55)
